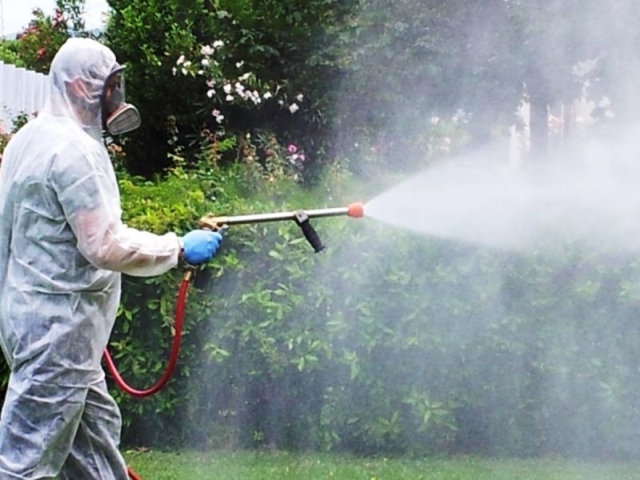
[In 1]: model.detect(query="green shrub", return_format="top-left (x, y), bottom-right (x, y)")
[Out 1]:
top-left (11, 0), bottom-right (88, 73)
top-left (104, 0), bottom-right (357, 177)
top-left (103, 147), bottom-right (640, 459)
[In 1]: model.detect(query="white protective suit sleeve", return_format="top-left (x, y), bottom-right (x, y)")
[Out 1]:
top-left (73, 209), bottom-right (181, 277)
top-left (52, 140), bottom-right (181, 278)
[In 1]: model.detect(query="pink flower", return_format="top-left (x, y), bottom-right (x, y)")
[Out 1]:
top-left (53, 10), bottom-right (64, 26)
top-left (287, 144), bottom-right (297, 154)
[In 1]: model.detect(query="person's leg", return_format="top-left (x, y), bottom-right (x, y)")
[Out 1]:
top-left (0, 374), bottom-right (87, 479)
top-left (59, 379), bottom-right (129, 480)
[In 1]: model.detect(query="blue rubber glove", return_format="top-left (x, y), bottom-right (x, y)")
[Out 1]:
top-left (181, 230), bottom-right (223, 265)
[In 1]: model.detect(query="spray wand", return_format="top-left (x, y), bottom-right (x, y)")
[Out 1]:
top-left (198, 201), bottom-right (365, 252)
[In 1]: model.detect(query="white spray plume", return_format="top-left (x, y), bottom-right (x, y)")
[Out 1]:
top-left (366, 127), bottom-right (640, 254)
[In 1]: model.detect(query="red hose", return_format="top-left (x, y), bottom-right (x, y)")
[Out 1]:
top-left (127, 466), bottom-right (143, 480)
top-left (103, 270), bottom-right (193, 479)
top-left (103, 272), bottom-right (191, 397)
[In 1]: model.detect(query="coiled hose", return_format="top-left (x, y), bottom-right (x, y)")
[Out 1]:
top-left (103, 269), bottom-right (193, 480)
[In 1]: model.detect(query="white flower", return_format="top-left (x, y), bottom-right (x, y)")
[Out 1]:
top-left (223, 84), bottom-right (232, 94)
top-left (213, 40), bottom-right (224, 48)
top-left (239, 72), bottom-right (251, 81)
top-left (226, 95), bottom-right (234, 102)
top-left (236, 61), bottom-right (244, 69)
top-left (206, 79), bottom-right (216, 87)
top-left (263, 92), bottom-right (273, 99)
top-left (288, 103), bottom-right (299, 114)
top-left (201, 45), bottom-right (214, 56)
top-left (197, 70), bottom-right (204, 75)
top-left (212, 109), bottom-right (224, 123)
top-left (172, 67), bottom-right (177, 75)
top-left (234, 82), bottom-right (245, 94)
top-left (181, 68), bottom-right (188, 75)
top-left (201, 58), bottom-right (210, 67)
top-left (207, 89), bottom-right (216, 98)
top-left (249, 91), bottom-right (261, 104)
top-left (296, 93), bottom-right (304, 102)
top-left (183, 61), bottom-right (192, 68)
top-left (177, 55), bottom-right (185, 65)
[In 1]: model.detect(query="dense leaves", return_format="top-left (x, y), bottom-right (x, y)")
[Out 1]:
top-left (103, 0), bottom-right (354, 176)
top-left (7, 0), bottom-right (88, 73)
top-left (112, 163), bottom-right (640, 459)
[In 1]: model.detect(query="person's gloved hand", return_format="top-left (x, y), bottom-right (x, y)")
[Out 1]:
top-left (181, 230), bottom-right (223, 264)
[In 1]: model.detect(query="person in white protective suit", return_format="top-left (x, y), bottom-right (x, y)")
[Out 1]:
top-left (0, 38), bottom-right (222, 479)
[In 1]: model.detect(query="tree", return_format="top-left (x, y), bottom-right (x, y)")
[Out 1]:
top-left (503, 0), bottom-right (600, 160)
top-left (331, 0), bottom-right (630, 165)
top-left (10, 0), bottom-right (88, 73)
top-left (580, 0), bottom-right (640, 125)
top-left (104, 0), bottom-right (356, 177)
top-left (329, 0), bottom-right (527, 171)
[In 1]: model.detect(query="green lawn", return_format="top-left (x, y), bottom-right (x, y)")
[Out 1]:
top-left (123, 450), bottom-right (640, 480)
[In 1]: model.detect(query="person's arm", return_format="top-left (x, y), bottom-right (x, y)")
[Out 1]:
top-left (71, 209), bottom-right (181, 277)
top-left (51, 143), bottom-right (181, 277)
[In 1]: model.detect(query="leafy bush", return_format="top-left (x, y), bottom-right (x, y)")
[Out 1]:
top-left (104, 0), bottom-right (356, 177)
top-left (108, 135), bottom-right (347, 447)
top-left (112, 156), bottom-right (640, 459)
top-left (11, 0), bottom-right (88, 73)
top-left (0, 41), bottom-right (26, 68)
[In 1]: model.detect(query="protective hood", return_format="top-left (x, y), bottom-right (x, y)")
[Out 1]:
top-left (43, 38), bottom-right (119, 136)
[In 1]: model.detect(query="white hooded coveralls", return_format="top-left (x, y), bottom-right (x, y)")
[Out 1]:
top-left (0, 38), bottom-right (181, 478)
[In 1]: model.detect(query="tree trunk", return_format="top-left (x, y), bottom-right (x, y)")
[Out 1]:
top-left (528, 89), bottom-right (549, 161)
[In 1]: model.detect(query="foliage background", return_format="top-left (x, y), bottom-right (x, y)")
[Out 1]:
top-left (1, 0), bottom-right (640, 462)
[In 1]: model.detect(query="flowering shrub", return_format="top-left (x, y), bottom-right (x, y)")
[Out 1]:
top-left (227, 131), bottom-right (308, 192)
top-left (170, 41), bottom-right (310, 183)
top-left (11, 0), bottom-right (87, 73)
top-left (257, 132), bottom-right (306, 181)
top-left (102, 0), bottom-right (354, 177)
top-left (173, 41), bottom-right (305, 130)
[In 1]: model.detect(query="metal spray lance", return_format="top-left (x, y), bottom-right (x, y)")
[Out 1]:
top-left (198, 202), bottom-right (365, 252)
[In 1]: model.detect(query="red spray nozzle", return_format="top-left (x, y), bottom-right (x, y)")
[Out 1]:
top-left (347, 202), bottom-right (364, 218)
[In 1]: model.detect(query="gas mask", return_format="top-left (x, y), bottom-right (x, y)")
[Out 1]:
top-left (100, 65), bottom-right (141, 136)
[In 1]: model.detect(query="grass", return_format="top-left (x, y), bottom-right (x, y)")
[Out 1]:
top-left (123, 450), bottom-right (640, 480)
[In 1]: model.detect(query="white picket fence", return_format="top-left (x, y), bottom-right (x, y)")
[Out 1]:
top-left (0, 62), bottom-right (49, 131)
